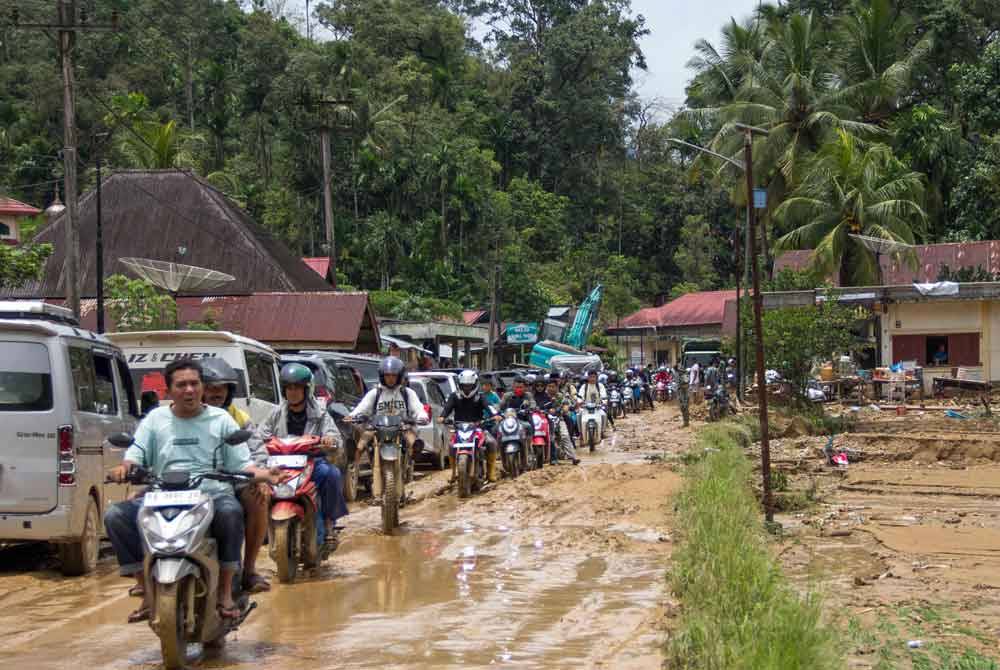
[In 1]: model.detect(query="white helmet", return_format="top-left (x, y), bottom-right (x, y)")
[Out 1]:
top-left (598, 373), bottom-right (608, 384)
top-left (458, 369), bottom-right (479, 399)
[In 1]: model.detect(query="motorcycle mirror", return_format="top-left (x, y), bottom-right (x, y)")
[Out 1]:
top-left (107, 432), bottom-right (135, 448)
top-left (225, 429), bottom-right (252, 446)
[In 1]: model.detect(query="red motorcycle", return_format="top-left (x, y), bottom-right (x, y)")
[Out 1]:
top-left (450, 421), bottom-right (489, 499)
top-left (265, 435), bottom-right (328, 583)
top-left (529, 407), bottom-right (551, 470)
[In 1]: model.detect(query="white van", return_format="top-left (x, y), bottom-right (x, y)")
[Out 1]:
top-left (0, 301), bottom-right (140, 575)
top-left (106, 331), bottom-right (282, 425)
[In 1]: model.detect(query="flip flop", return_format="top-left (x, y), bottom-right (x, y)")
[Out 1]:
top-left (242, 573), bottom-right (271, 594)
top-left (218, 604), bottom-right (241, 620)
top-left (128, 584), bottom-right (145, 598)
top-left (127, 605), bottom-right (151, 624)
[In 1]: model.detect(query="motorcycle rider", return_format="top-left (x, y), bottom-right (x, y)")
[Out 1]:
top-left (256, 363), bottom-right (348, 548)
top-left (576, 369), bottom-right (609, 439)
top-left (345, 356), bottom-right (429, 499)
top-left (598, 373), bottom-right (617, 427)
top-left (439, 370), bottom-right (499, 482)
top-left (500, 374), bottom-right (535, 411)
top-left (105, 360), bottom-right (280, 624)
top-left (703, 359), bottom-right (721, 402)
top-left (201, 359), bottom-right (271, 594)
top-left (544, 374), bottom-right (579, 464)
top-left (481, 377), bottom-right (501, 407)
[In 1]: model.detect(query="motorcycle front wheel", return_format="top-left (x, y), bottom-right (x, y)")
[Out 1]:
top-left (457, 454), bottom-right (472, 498)
top-left (156, 578), bottom-right (189, 670)
top-left (272, 518), bottom-right (299, 583)
top-left (382, 462), bottom-right (399, 532)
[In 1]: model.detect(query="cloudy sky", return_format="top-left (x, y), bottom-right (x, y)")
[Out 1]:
top-left (288, 0), bottom-right (762, 105)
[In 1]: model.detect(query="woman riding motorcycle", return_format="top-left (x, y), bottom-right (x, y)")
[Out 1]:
top-left (255, 363), bottom-right (347, 547)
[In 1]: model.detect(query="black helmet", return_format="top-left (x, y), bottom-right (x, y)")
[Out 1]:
top-left (379, 356), bottom-right (406, 388)
top-left (547, 372), bottom-right (560, 384)
top-left (608, 371), bottom-right (619, 384)
top-left (513, 373), bottom-right (525, 385)
top-left (202, 358), bottom-right (239, 408)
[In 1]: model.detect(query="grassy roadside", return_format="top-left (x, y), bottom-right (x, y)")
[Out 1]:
top-left (664, 423), bottom-right (842, 670)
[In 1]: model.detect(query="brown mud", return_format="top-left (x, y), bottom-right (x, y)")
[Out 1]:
top-left (770, 412), bottom-right (1000, 666)
top-left (0, 406), bottom-right (686, 670)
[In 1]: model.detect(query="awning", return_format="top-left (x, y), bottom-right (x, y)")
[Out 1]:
top-left (382, 335), bottom-right (432, 355)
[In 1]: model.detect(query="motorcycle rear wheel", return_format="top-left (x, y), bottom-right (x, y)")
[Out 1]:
top-left (156, 579), bottom-right (188, 670)
top-left (272, 518), bottom-right (299, 583)
top-left (343, 462), bottom-right (359, 502)
top-left (588, 427), bottom-right (597, 453)
top-left (457, 454), bottom-right (472, 498)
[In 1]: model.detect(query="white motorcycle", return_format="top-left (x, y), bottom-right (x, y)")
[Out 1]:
top-left (106, 430), bottom-right (258, 669)
top-left (579, 402), bottom-right (604, 453)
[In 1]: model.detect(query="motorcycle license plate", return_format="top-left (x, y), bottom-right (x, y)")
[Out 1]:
top-left (143, 490), bottom-right (201, 508)
top-left (267, 455), bottom-right (308, 468)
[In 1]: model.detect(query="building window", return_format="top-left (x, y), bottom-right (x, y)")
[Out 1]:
top-left (0, 222), bottom-right (10, 237)
top-left (892, 333), bottom-right (980, 367)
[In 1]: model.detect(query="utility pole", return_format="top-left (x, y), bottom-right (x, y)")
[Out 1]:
top-left (11, 2), bottom-right (119, 319)
top-left (738, 123), bottom-right (774, 524)
top-left (320, 127), bottom-right (335, 288)
top-left (486, 237), bottom-right (499, 370)
top-left (95, 140), bottom-right (106, 333)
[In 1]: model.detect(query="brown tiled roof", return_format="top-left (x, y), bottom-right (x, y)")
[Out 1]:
top-left (618, 290), bottom-right (738, 329)
top-left (18, 170), bottom-right (331, 298)
top-left (0, 197), bottom-right (42, 216)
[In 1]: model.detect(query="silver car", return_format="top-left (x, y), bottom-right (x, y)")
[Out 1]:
top-left (410, 371), bottom-right (459, 402)
top-left (406, 377), bottom-right (451, 470)
top-left (0, 301), bottom-right (139, 575)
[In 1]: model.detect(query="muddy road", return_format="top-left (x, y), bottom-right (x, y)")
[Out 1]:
top-left (0, 407), bottom-right (684, 670)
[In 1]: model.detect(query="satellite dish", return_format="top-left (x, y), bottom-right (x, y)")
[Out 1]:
top-left (848, 234), bottom-right (915, 286)
top-left (120, 258), bottom-right (235, 294)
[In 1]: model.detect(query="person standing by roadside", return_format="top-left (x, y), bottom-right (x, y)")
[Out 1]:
top-left (677, 366), bottom-right (690, 427)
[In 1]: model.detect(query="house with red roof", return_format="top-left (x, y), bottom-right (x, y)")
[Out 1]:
top-left (606, 290), bottom-right (738, 366)
top-left (0, 197), bottom-right (42, 245)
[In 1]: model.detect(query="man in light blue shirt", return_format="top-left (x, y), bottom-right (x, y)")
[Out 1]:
top-left (105, 360), bottom-right (276, 624)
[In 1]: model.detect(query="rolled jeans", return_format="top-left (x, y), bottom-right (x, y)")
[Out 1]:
top-left (104, 492), bottom-right (244, 577)
top-left (311, 457), bottom-right (348, 524)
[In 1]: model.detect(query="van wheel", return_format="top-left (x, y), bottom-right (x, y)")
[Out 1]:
top-left (60, 497), bottom-right (99, 576)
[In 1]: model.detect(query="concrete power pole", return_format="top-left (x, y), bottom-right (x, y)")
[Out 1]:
top-left (11, 3), bottom-right (119, 319)
top-left (58, 0), bottom-right (80, 318)
top-left (319, 127), bottom-right (335, 288)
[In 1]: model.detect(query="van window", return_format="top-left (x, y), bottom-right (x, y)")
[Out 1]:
top-left (116, 359), bottom-right (140, 417)
top-left (246, 351), bottom-right (278, 404)
top-left (336, 365), bottom-right (362, 399)
top-left (410, 383), bottom-right (428, 403)
top-left (70, 347), bottom-right (118, 415)
top-left (0, 342), bottom-right (53, 412)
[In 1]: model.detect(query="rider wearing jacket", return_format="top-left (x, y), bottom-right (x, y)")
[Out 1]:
top-left (202, 358), bottom-right (270, 593)
top-left (440, 370), bottom-right (499, 482)
top-left (346, 357), bottom-right (429, 498)
top-left (256, 364), bottom-right (347, 547)
top-left (576, 369), bottom-right (609, 438)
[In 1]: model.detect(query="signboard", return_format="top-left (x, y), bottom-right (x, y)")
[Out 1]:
top-left (506, 322), bottom-right (539, 344)
top-left (753, 188), bottom-right (767, 209)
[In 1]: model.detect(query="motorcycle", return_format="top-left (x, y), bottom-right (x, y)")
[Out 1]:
top-left (609, 387), bottom-right (624, 419)
top-left (105, 430), bottom-right (257, 670)
top-left (529, 407), bottom-right (551, 469)
top-left (579, 401), bottom-right (603, 453)
top-left (709, 385), bottom-right (733, 422)
top-left (354, 414), bottom-right (414, 533)
top-left (656, 379), bottom-right (672, 402)
top-left (450, 420), bottom-right (489, 498)
top-left (265, 435), bottom-right (334, 583)
top-left (642, 380), bottom-right (655, 410)
top-left (496, 408), bottom-right (526, 479)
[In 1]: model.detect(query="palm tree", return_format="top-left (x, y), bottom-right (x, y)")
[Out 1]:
top-left (836, 0), bottom-right (932, 125)
top-left (774, 130), bottom-right (927, 286)
top-left (686, 16), bottom-right (766, 107)
top-left (119, 120), bottom-right (203, 169)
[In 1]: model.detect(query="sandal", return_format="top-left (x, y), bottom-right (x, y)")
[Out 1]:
top-left (218, 603), bottom-right (241, 620)
top-left (127, 605), bottom-right (151, 624)
top-left (128, 584), bottom-right (145, 598)
top-left (242, 573), bottom-right (271, 594)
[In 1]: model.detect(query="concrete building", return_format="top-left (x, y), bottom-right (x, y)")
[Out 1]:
top-left (606, 290), bottom-right (737, 367)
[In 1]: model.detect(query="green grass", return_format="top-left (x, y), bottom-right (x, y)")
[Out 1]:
top-left (664, 423), bottom-right (842, 670)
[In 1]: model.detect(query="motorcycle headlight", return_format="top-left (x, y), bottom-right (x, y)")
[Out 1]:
top-left (140, 500), bottom-right (211, 554)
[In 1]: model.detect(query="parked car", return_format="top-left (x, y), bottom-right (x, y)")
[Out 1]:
top-left (107, 330), bottom-right (282, 426)
top-left (304, 351), bottom-right (380, 391)
top-left (410, 370), bottom-right (459, 401)
top-left (492, 368), bottom-right (543, 391)
top-left (0, 301), bottom-right (140, 575)
top-left (406, 376), bottom-right (451, 470)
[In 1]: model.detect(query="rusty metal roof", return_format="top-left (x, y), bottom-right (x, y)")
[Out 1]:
top-left (775, 242), bottom-right (1000, 285)
top-left (0, 197), bottom-right (41, 216)
top-left (302, 257), bottom-right (331, 280)
top-left (462, 310), bottom-right (488, 325)
top-left (618, 290), bottom-right (738, 329)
